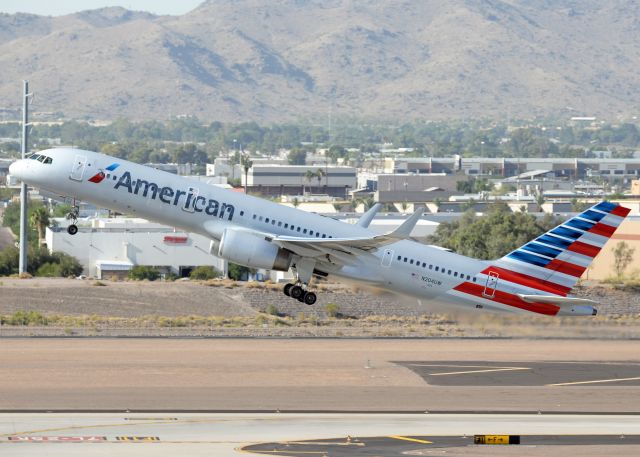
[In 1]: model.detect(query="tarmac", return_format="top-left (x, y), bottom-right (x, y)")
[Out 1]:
top-left (2, 338), bottom-right (640, 456)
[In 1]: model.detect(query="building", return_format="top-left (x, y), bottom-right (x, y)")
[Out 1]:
top-left (45, 218), bottom-right (226, 279)
top-left (243, 164), bottom-right (356, 198)
top-left (376, 173), bottom-right (466, 203)
top-left (584, 217), bottom-right (640, 280)
top-left (384, 157), bottom-right (640, 182)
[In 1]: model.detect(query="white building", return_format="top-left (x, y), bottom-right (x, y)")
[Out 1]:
top-left (46, 217), bottom-right (226, 279)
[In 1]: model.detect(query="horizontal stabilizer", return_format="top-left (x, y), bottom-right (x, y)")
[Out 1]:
top-left (517, 294), bottom-right (597, 306)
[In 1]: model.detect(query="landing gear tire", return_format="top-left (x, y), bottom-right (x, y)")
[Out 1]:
top-left (303, 292), bottom-right (317, 306)
top-left (290, 285), bottom-right (304, 300)
top-left (283, 283), bottom-right (294, 297)
top-left (67, 224), bottom-right (78, 235)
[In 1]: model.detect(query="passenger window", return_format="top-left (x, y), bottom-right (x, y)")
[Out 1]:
top-left (472, 277), bottom-right (477, 282)
top-left (265, 218), bottom-right (270, 223)
top-left (397, 255), bottom-right (401, 261)
top-left (259, 216), bottom-right (263, 221)
top-left (410, 259), bottom-right (414, 265)
top-left (435, 266), bottom-right (439, 272)
top-left (253, 214), bottom-right (257, 220)
top-left (240, 211), bottom-right (244, 216)
top-left (429, 265), bottom-right (433, 270)
top-left (316, 233), bottom-right (320, 237)
top-left (297, 227), bottom-right (301, 232)
top-left (272, 220), bottom-right (276, 225)
top-left (422, 262), bottom-right (426, 268)
top-left (448, 270), bottom-right (451, 275)
top-left (454, 272), bottom-right (458, 277)
top-left (303, 229), bottom-right (307, 234)
top-left (284, 223), bottom-right (288, 228)
top-left (466, 275), bottom-right (470, 280)
top-left (403, 257), bottom-right (407, 262)
top-left (310, 230), bottom-right (314, 235)
top-left (322, 234), bottom-right (326, 238)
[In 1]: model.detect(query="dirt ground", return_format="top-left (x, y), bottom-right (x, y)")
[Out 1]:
top-left (1, 338), bottom-right (640, 412)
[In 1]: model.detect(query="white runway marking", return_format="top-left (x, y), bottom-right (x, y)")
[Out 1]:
top-left (408, 364), bottom-right (531, 376)
top-left (548, 376), bottom-right (640, 386)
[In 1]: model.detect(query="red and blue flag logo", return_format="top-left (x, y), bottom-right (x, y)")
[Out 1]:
top-left (88, 163), bottom-right (119, 183)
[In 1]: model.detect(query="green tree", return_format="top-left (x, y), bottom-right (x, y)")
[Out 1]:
top-left (427, 203), bottom-right (559, 259)
top-left (315, 168), bottom-right (326, 192)
top-left (29, 206), bottom-right (49, 247)
top-left (128, 265), bottom-right (160, 281)
top-left (304, 169), bottom-right (316, 195)
top-left (227, 262), bottom-right (255, 281)
top-left (612, 241), bottom-right (635, 278)
top-left (287, 148), bottom-right (307, 165)
top-left (190, 265), bottom-right (222, 280)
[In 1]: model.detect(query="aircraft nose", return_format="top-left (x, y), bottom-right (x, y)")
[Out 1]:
top-left (8, 159), bottom-right (26, 179)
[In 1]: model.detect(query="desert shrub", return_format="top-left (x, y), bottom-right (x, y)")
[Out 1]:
top-left (265, 304), bottom-right (279, 316)
top-left (190, 265), bottom-right (222, 280)
top-left (325, 303), bottom-right (340, 318)
top-left (36, 262), bottom-right (61, 277)
top-left (128, 265), bottom-right (160, 281)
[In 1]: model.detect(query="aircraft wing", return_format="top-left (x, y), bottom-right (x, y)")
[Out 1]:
top-left (270, 208), bottom-right (424, 261)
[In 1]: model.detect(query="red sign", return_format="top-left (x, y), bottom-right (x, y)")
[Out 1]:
top-left (8, 436), bottom-right (107, 442)
top-left (163, 235), bottom-right (188, 244)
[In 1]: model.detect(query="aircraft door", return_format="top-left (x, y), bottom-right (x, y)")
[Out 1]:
top-left (69, 155), bottom-right (87, 181)
top-left (381, 249), bottom-right (394, 267)
top-left (182, 187), bottom-right (198, 213)
top-left (482, 271), bottom-right (499, 298)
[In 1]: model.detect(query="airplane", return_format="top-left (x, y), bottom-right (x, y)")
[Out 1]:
top-left (9, 148), bottom-right (631, 316)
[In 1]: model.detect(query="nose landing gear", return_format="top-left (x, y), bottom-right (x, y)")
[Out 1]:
top-left (65, 202), bottom-right (80, 235)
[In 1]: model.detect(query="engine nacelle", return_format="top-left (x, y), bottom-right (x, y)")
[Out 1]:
top-left (218, 228), bottom-right (292, 271)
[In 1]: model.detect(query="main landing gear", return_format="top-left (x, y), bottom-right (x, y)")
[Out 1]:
top-left (283, 283), bottom-right (317, 305)
top-left (65, 201), bottom-right (80, 235)
top-left (283, 257), bottom-right (318, 305)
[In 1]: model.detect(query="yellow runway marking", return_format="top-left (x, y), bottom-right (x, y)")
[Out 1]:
top-left (388, 435), bottom-right (432, 444)
top-left (548, 376), bottom-right (640, 386)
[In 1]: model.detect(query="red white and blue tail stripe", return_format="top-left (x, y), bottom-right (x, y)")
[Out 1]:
top-left (495, 201), bottom-right (630, 295)
top-left (449, 201), bottom-right (630, 316)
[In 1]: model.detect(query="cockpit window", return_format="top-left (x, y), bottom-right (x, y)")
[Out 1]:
top-left (30, 154), bottom-right (53, 164)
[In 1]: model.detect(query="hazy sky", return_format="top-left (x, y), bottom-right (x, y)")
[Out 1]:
top-left (0, 1), bottom-right (204, 16)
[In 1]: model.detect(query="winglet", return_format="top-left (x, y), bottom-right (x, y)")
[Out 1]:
top-left (356, 203), bottom-right (382, 228)
top-left (388, 207), bottom-right (424, 238)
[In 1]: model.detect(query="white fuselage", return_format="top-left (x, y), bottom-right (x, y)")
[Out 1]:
top-left (9, 148), bottom-right (559, 315)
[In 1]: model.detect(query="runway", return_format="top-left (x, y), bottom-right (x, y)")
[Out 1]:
top-left (2, 338), bottom-right (640, 412)
top-left (2, 338), bottom-right (640, 455)
top-left (1, 413), bottom-right (640, 457)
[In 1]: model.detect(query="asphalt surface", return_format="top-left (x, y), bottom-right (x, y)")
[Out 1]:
top-left (3, 339), bottom-right (640, 412)
top-left (396, 361), bottom-right (640, 386)
top-left (243, 434), bottom-right (640, 456)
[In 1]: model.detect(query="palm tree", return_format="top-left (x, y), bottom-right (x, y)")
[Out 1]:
top-left (315, 168), bottom-right (326, 193)
top-left (240, 154), bottom-right (253, 194)
top-left (304, 169), bottom-right (316, 196)
top-left (30, 206), bottom-right (49, 247)
top-left (535, 192), bottom-right (545, 212)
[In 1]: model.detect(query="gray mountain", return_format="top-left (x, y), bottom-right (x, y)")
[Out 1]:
top-left (0, 1), bottom-right (638, 122)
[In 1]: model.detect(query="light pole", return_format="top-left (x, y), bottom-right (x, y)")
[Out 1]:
top-left (19, 80), bottom-right (32, 274)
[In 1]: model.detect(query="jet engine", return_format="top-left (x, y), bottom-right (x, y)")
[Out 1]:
top-left (218, 228), bottom-right (292, 271)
